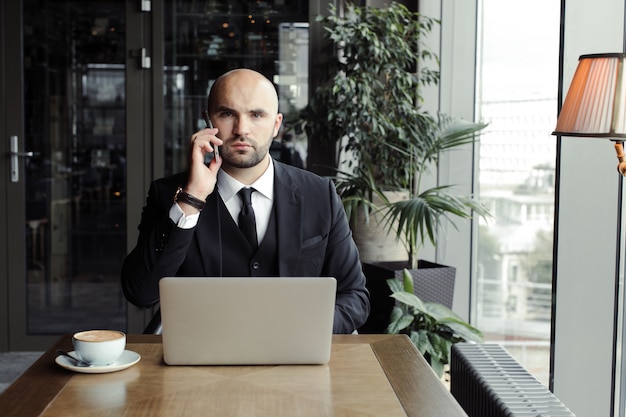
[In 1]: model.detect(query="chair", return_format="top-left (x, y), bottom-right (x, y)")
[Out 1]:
top-left (143, 308), bottom-right (162, 335)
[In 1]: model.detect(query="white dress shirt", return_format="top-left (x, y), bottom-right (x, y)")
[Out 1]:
top-left (169, 159), bottom-right (275, 245)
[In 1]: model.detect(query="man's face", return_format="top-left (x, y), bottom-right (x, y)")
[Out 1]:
top-left (209, 71), bottom-right (283, 169)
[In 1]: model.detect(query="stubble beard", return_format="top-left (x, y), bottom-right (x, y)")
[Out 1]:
top-left (220, 135), bottom-right (273, 168)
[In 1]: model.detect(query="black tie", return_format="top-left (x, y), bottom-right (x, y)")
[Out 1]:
top-left (238, 187), bottom-right (258, 248)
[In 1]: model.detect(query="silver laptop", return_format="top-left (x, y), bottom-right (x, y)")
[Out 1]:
top-left (159, 277), bottom-right (337, 365)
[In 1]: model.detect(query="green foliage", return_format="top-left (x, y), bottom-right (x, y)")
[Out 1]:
top-left (301, 2), bottom-right (491, 268)
top-left (302, 2), bottom-right (439, 188)
top-left (386, 269), bottom-right (483, 377)
top-left (381, 117), bottom-right (491, 267)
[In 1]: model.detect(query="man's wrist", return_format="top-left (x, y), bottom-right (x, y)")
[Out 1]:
top-left (169, 203), bottom-right (200, 229)
top-left (173, 187), bottom-right (206, 211)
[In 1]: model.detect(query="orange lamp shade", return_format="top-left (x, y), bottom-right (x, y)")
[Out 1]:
top-left (553, 53), bottom-right (626, 138)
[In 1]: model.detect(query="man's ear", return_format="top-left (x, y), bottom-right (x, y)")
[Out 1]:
top-left (273, 113), bottom-right (284, 137)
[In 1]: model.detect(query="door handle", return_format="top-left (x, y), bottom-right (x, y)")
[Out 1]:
top-left (141, 48), bottom-right (151, 69)
top-left (8, 135), bottom-right (34, 182)
top-left (130, 48), bottom-right (151, 69)
top-left (10, 151), bottom-right (34, 157)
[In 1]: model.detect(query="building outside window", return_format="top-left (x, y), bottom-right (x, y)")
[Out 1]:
top-left (475, 0), bottom-right (560, 385)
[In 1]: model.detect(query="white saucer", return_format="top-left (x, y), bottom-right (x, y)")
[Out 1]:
top-left (55, 350), bottom-right (141, 374)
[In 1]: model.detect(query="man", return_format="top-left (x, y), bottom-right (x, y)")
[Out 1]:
top-left (121, 68), bottom-right (370, 333)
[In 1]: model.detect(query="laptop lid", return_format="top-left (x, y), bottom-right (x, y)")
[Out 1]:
top-left (159, 277), bottom-right (337, 365)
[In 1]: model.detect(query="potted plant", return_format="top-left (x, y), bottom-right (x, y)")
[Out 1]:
top-left (302, 1), bottom-right (441, 213)
top-left (301, 2), bottom-right (488, 307)
top-left (387, 269), bottom-right (483, 377)
top-left (300, 2), bottom-right (490, 333)
top-left (335, 116), bottom-right (490, 267)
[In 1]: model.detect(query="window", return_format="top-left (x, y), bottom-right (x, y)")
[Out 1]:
top-left (475, 0), bottom-right (560, 385)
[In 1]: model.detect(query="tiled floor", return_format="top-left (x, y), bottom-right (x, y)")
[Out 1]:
top-left (0, 352), bottom-right (43, 394)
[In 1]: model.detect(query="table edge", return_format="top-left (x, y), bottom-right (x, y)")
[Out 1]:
top-left (369, 334), bottom-right (468, 417)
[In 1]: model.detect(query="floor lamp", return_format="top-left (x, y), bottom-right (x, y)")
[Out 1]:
top-left (552, 52), bottom-right (626, 417)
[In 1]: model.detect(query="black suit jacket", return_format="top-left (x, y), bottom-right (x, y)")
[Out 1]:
top-left (121, 161), bottom-right (370, 333)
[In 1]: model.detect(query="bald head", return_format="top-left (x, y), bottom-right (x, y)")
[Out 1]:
top-left (208, 69), bottom-right (279, 114)
top-left (205, 68), bottom-right (283, 178)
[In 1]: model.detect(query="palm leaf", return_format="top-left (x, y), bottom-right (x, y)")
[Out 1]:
top-left (381, 185), bottom-right (490, 265)
top-left (331, 164), bottom-right (389, 224)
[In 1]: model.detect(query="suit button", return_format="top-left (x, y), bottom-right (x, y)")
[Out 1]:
top-left (155, 233), bottom-right (167, 252)
top-left (251, 261), bottom-right (260, 270)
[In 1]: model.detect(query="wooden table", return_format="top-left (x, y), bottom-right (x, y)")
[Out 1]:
top-left (0, 334), bottom-right (467, 417)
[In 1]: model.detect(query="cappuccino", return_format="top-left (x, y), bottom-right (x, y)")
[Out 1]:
top-left (73, 330), bottom-right (126, 366)
top-left (74, 330), bottom-right (124, 343)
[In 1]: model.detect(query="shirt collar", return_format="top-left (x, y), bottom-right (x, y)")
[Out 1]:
top-left (217, 158), bottom-right (275, 203)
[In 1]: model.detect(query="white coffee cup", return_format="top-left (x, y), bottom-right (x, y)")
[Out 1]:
top-left (72, 330), bottom-right (126, 366)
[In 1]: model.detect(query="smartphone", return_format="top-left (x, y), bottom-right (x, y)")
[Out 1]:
top-left (202, 110), bottom-right (219, 164)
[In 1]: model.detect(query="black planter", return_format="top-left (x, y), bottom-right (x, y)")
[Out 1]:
top-left (358, 260), bottom-right (457, 334)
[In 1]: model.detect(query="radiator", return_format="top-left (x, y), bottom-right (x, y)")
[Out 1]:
top-left (450, 343), bottom-right (575, 417)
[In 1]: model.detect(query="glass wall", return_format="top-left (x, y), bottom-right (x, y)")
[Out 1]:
top-left (475, 0), bottom-right (560, 385)
top-left (162, 0), bottom-right (309, 177)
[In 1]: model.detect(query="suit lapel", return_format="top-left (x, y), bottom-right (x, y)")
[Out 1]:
top-left (273, 164), bottom-right (303, 275)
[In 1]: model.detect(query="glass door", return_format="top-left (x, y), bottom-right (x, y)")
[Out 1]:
top-left (1, 0), bottom-right (140, 350)
top-left (24, 0), bottom-right (127, 337)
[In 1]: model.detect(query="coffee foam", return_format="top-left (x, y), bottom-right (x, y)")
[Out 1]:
top-left (74, 330), bottom-right (124, 342)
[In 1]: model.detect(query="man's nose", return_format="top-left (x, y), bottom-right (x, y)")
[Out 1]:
top-left (233, 117), bottom-right (251, 137)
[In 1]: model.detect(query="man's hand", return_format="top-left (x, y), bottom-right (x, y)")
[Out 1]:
top-left (180, 127), bottom-right (223, 214)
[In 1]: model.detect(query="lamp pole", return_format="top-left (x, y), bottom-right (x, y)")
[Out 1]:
top-left (614, 166), bottom-right (626, 417)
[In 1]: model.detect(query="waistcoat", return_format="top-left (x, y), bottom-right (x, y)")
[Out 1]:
top-left (218, 197), bottom-right (279, 277)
